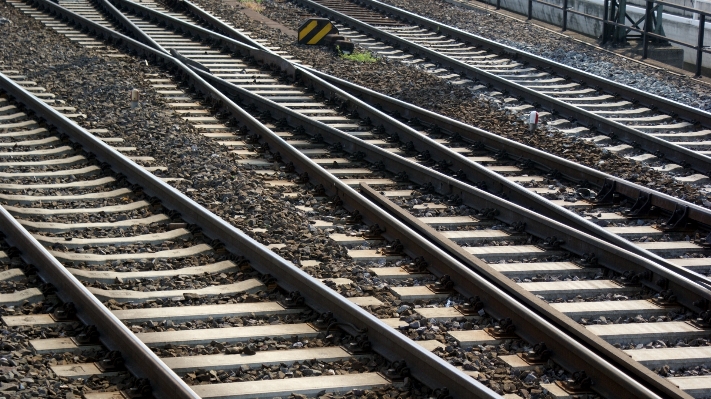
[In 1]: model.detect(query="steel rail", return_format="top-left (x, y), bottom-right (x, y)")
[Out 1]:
top-left (361, 182), bottom-right (697, 398)
top-left (0, 73), bottom-right (200, 399)
top-left (15, 2), bottom-right (502, 396)
top-left (67, 5), bottom-right (709, 397)
top-left (106, 0), bottom-right (296, 69)
top-left (182, 69), bottom-right (672, 398)
top-left (298, 65), bottom-right (711, 292)
top-left (115, 0), bottom-right (711, 309)
top-left (290, 0), bottom-right (711, 175)
top-left (170, 0), bottom-right (271, 51)
top-left (21, 0), bottom-right (700, 396)
top-left (146, 0), bottom-right (711, 247)
top-left (184, 66), bottom-right (686, 399)
top-left (152, 63), bottom-right (497, 399)
top-left (188, 65), bottom-right (710, 392)
top-left (192, 65), bottom-right (709, 299)
top-left (94, 0), bottom-right (167, 53)
top-left (299, 66), bottom-right (711, 289)
top-left (96, 0), bottom-right (711, 294)
top-left (344, 0), bottom-right (710, 125)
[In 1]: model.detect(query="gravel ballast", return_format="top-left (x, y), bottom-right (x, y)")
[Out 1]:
top-left (0, 2), bottom-right (545, 397)
top-left (2, 0), bottom-right (707, 395)
top-left (190, 0), bottom-right (711, 207)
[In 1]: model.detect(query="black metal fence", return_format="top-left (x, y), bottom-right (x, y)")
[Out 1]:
top-left (491, 0), bottom-right (709, 77)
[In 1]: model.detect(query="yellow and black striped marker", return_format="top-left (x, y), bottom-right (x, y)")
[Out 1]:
top-left (298, 18), bottom-right (339, 45)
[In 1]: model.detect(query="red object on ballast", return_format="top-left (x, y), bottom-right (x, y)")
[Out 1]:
top-left (528, 111), bottom-right (538, 125)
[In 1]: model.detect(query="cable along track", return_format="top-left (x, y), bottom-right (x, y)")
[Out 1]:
top-left (8, 0), bottom-right (711, 396)
top-left (286, 0), bottom-right (711, 182)
top-left (0, 69), bottom-right (500, 398)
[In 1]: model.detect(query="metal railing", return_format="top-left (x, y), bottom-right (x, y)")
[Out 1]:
top-left (492, 0), bottom-right (710, 76)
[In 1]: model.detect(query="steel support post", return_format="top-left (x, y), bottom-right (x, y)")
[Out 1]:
top-left (528, 0), bottom-right (533, 20)
top-left (562, 0), bottom-right (569, 31)
top-left (642, 0), bottom-right (653, 58)
top-left (697, 14), bottom-right (706, 78)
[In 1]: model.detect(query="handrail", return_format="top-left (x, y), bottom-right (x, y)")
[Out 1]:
top-left (500, 0), bottom-right (708, 76)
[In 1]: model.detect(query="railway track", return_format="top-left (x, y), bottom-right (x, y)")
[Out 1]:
top-left (45, 0), bottom-right (711, 290)
top-left (21, 0), bottom-right (711, 289)
top-left (4, 0), bottom-right (711, 397)
top-left (0, 69), bottom-right (501, 398)
top-left (297, 67), bottom-right (711, 282)
top-left (0, 70), bottom-right (194, 398)
top-left (148, 0), bottom-right (711, 284)
top-left (285, 0), bottom-right (711, 182)
top-left (0, 192), bottom-right (142, 398)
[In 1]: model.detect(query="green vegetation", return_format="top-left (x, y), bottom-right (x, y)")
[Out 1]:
top-left (338, 49), bottom-right (378, 63)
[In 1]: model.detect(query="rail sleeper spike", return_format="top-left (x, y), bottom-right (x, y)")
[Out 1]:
top-left (297, 17), bottom-right (354, 52)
